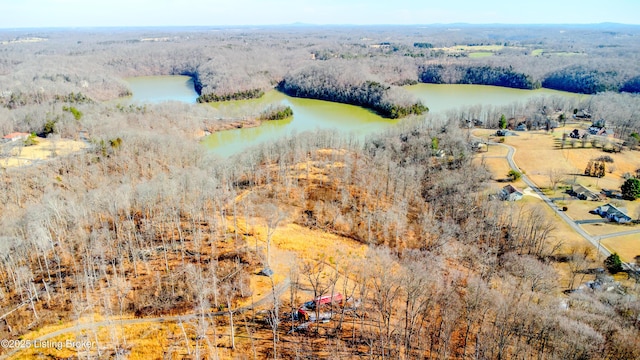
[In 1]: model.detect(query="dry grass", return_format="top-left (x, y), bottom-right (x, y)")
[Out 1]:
top-left (230, 212), bottom-right (366, 308)
top-left (562, 199), bottom-right (607, 220)
top-left (474, 128), bottom-right (640, 259)
top-left (581, 222), bottom-right (637, 236)
top-left (482, 144), bottom-right (510, 157)
top-left (505, 128), bottom-right (638, 192)
top-left (536, 202), bottom-right (594, 254)
top-left (9, 321), bottom-right (239, 360)
top-left (601, 235), bottom-right (640, 263)
top-left (0, 138), bottom-right (87, 168)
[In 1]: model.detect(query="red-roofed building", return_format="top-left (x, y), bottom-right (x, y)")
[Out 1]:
top-left (2, 132), bottom-right (30, 142)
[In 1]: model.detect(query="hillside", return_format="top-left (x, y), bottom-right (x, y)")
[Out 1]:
top-left (0, 26), bottom-right (639, 359)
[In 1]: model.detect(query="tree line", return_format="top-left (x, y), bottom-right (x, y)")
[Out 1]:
top-left (278, 62), bottom-right (427, 118)
top-left (2, 25), bottom-right (640, 113)
top-left (419, 64), bottom-right (541, 89)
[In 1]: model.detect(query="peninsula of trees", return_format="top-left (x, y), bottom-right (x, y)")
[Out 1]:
top-left (278, 64), bottom-right (427, 118)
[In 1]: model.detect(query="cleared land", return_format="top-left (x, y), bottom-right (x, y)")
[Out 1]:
top-left (0, 138), bottom-right (87, 168)
top-left (473, 127), bottom-right (640, 262)
top-left (468, 52), bottom-right (494, 58)
top-left (601, 234), bottom-right (640, 263)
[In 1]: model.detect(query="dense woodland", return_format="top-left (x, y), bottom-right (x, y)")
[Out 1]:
top-left (2, 24), bottom-right (640, 110)
top-left (0, 25), bottom-right (640, 358)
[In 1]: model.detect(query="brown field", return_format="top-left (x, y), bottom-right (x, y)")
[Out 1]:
top-left (581, 222), bottom-right (638, 236)
top-left (475, 157), bottom-right (512, 181)
top-left (474, 127), bottom-right (640, 259)
top-left (9, 320), bottom-right (241, 360)
top-left (562, 199), bottom-right (608, 220)
top-left (509, 128), bottom-right (638, 191)
top-left (536, 201), bottom-right (595, 253)
top-left (474, 127), bottom-right (640, 191)
top-left (232, 216), bottom-right (366, 308)
top-left (0, 138), bottom-right (87, 168)
top-left (601, 234), bottom-right (640, 263)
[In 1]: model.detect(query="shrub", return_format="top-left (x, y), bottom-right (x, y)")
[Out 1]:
top-left (507, 169), bottom-right (522, 181)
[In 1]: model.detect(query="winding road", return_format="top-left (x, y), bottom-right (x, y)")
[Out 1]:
top-left (493, 141), bottom-right (640, 269)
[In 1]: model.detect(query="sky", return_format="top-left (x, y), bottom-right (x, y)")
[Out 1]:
top-left (2, 0), bottom-right (639, 28)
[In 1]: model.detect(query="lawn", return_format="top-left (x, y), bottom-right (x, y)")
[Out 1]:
top-left (506, 128), bottom-right (639, 193)
top-left (601, 234), bottom-right (640, 263)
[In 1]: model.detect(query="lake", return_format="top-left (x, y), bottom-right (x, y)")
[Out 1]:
top-left (203, 85), bottom-right (582, 157)
top-left (201, 91), bottom-right (396, 157)
top-left (124, 75), bottom-right (199, 104)
top-left (124, 76), bottom-right (581, 157)
top-left (405, 83), bottom-right (582, 113)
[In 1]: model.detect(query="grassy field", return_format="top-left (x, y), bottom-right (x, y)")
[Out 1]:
top-left (9, 319), bottom-right (239, 360)
top-left (473, 127), bottom-right (640, 259)
top-left (446, 45), bottom-right (504, 51)
top-left (0, 138), bottom-right (87, 168)
top-left (531, 49), bottom-right (585, 57)
top-left (601, 234), bottom-right (640, 263)
top-left (468, 52), bottom-right (494, 58)
top-left (485, 127), bottom-right (639, 192)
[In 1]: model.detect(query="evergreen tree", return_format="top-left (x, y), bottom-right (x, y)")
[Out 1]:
top-left (499, 114), bottom-right (507, 129)
top-left (604, 253), bottom-right (623, 274)
top-left (621, 178), bottom-right (640, 200)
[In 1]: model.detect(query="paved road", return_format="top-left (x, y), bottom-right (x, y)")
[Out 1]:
top-left (0, 277), bottom-right (291, 359)
top-left (575, 219), bottom-right (609, 225)
top-left (492, 141), bottom-right (640, 274)
top-left (494, 142), bottom-right (614, 258)
top-left (598, 229), bottom-right (640, 240)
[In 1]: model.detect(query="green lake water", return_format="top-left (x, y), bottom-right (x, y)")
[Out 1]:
top-left (125, 75), bottom-right (199, 104)
top-left (124, 76), bottom-right (581, 157)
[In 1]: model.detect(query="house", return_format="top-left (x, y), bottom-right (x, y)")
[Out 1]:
top-left (574, 110), bottom-right (592, 119)
top-left (545, 119), bottom-right (559, 131)
top-left (592, 204), bottom-right (632, 223)
top-left (592, 119), bottom-right (606, 128)
top-left (571, 184), bottom-right (601, 201)
top-left (496, 130), bottom-right (516, 137)
top-left (597, 128), bottom-right (614, 137)
top-left (500, 184), bottom-right (524, 201)
top-left (515, 123), bottom-right (528, 131)
top-left (569, 129), bottom-right (588, 139)
top-left (2, 132), bottom-right (30, 142)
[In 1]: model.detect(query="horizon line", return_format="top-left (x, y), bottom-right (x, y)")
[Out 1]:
top-left (1, 22), bottom-right (639, 31)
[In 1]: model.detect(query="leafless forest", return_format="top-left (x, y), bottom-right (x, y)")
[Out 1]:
top-left (0, 25), bottom-right (639, 358)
